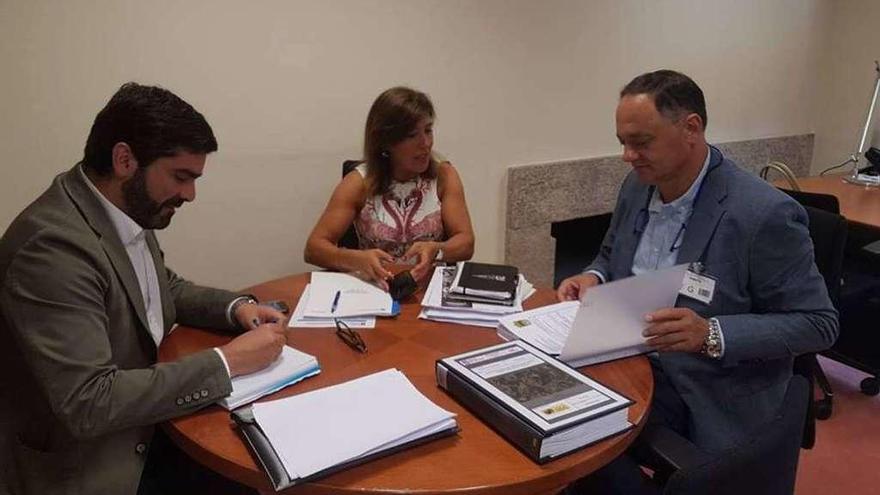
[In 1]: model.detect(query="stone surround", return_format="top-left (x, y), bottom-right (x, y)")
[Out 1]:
top-left (505, 134), bottom-right (815, 288)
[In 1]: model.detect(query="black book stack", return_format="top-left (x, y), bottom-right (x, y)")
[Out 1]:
top-left (447, 262), bottom-right (520, 306)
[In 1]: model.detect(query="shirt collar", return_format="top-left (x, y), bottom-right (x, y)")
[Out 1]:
top-left (648, 147), bottom-right (712, 213)
top-left (79, 166), bottom-right (146, 246)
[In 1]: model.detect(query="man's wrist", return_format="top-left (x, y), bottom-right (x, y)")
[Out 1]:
top-left (701, 317), bottom-right (724, 359)
top-left (227, 295), bottom-right (258, 329)
top-left (583, 270), bottom-right (606, 284)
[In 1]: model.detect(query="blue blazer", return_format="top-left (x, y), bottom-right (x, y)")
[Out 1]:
top-left (586, 146), bottom-right (838, 452)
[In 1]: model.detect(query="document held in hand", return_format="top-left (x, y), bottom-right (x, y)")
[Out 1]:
top-left (498, 264), bottom-right (688, 366)
top-left (437, 340), bottom-right (633, 463)
top-left (232, 369), bottom-right (458, 491)
top-left (218, 346), bottom-right (320, 410)
top-left (560, 264), bottom-right (689, 367)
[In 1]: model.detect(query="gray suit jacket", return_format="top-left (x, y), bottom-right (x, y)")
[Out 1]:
top-left (0, 165), bottom-right (241, 494)
top-left (586, 146), bottom-right (838, 452)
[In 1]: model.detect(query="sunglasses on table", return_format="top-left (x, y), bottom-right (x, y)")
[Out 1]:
top-left (334, 318), bottom-right (367, 353)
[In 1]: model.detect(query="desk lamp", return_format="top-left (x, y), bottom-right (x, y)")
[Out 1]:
top-left (841, 60), bottom-right (880, 187)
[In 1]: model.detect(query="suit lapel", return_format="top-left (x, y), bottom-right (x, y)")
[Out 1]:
top-left (676, 148), bottom-right (729, 264)
top-left (60, 165), bottom-right (153, 337)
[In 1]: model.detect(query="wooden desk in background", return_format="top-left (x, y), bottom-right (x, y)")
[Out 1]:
top-left (159, 273), bottom-right (654, 495)
top-left (787, 175), bottom-right (880, 229)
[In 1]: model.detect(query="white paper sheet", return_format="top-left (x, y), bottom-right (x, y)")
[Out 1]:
top-left (559, 264), bottom-right (688, 367)
top-left (303, 272), bottom-right (393, 318)
top-left (496, 301), bottom-right (580, 354)
top-left (251, 369), bottom-right (456, 479)
top-left (289, 284), bottom-right (376, 328)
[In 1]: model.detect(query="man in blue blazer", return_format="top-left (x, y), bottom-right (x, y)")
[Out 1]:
top-left (558, 70), bottom-right (838, 464)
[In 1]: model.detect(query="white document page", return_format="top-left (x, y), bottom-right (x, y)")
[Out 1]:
top-left (496, 301), bottom-right (579, 354)
top-left (560, 264), bottom-right (688, 367)
top-left (289, 284), bottom-right (376, 328)
top-left (304, 272), bottom-right (393, 318)
top-left (251, 369), bottom-right (457, 480)
top-left (418, 310), bottom-right (499, 328)
top-left (219, 346), bottom-right (320, 410)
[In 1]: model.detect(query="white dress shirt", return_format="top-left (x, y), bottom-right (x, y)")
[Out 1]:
top-left (82, 168), bottom-right (165, 345)
top-left (81, 168), bottom-right (232, 374)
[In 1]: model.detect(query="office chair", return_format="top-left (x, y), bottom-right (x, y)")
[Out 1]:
top-left (760, 161), bottom-right (845, 420)
top-left (644, 375), bottom-right (810, 495)
top-left (777, 191), bottom-right (847, 422)
top-left (337, 160), bottom-right (363, 250)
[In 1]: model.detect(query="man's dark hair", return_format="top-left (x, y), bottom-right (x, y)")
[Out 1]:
top-left (82, 82), bottom-right (218, 175)
top-left (621, 70), bottom-right (708, 130)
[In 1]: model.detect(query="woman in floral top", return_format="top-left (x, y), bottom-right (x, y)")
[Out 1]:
top-left (305, 86), bottom-right (474, 289)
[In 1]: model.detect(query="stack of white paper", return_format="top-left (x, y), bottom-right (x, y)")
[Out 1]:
top-left (219, 346), bottom-right (321, 410)
top-left (304, 272), bottom-right (395, 318)
top-left (251, 369), bottom-right (457, 480)
top-left (288, 284), bottom-right (376, 329)
top-left (419, 266), bottom-right (535, 327)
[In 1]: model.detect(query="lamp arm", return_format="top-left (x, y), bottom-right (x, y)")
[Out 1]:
top-left (855, 60), bottom-right (880, 160)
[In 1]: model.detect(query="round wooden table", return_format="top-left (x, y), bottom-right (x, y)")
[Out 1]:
top-left (159, 273), bottom-right (654, 495)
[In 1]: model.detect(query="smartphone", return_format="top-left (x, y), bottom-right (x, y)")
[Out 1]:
top-left (262, 300), bottom-right (290, 315)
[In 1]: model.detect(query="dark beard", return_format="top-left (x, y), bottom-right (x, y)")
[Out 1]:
top-left (122, 168), bottom-right (182, 229)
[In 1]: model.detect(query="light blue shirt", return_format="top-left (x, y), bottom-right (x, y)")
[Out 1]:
top-left (632, 149), bottom-right (711, 275)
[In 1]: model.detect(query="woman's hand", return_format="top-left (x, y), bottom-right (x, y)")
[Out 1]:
top-left (404, 241), bottom-right (441, 283)
top-left (350, 249), bottom-right (394, 290)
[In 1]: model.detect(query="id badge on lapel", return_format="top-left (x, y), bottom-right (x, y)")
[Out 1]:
top-left (679, 261), bottom-right (716, 305)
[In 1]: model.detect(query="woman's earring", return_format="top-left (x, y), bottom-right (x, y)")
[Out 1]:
top-left (381, 150), bottom-right (389, 159)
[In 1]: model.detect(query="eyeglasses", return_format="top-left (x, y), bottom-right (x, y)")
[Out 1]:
top-left (334, 318), bottom-right (367, 353)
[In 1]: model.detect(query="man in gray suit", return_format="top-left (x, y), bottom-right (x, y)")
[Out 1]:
top-left (558, 70), bottom-right (838, 491)
top-left (0, 83), bottom-right (288, 494)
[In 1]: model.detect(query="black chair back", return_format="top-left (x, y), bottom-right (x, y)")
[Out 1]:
top-left (803, 205), bottom-right (847, 306)
top-left (793, 203), bottom-right (847, 446)
top-left (780, 188), bottom-right (840, 214)
top-left (338, 160), bottom-right (363, 250)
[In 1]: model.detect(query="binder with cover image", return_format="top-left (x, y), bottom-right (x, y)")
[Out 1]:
top-left (436, 340), bottom-right (633, 463)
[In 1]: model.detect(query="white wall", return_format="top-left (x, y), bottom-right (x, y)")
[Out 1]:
top-left (812, 0), bottom-right (880, 175)
top-left (0, 0), bottom-right (832, 289)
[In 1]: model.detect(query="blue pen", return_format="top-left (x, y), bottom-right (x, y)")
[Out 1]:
top-left (331, 290), bottom-right (341, 314)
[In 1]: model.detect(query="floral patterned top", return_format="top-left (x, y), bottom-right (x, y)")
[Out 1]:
top-left (353, 162), bottom-right (445, 259)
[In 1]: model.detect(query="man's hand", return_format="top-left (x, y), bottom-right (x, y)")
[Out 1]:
top-left (351, 249), bottom-right (394, 290)
top-left (235, 301), bottom-right (286, 330)
top-left (220, 323), bottom-right (287, 377)
top-left (556, 273), bottom-right (600, 301)
top-left (404, 241), bottom-right (441, 283)
top-left (643, 307), bottom-right (710, 353)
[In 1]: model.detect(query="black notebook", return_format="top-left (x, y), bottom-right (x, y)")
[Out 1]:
top-left (449, 262), bottom-right (519, 301)
top-left (436, 340), bottom-right (633, 463)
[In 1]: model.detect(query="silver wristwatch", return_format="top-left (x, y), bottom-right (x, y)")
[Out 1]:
top-left (701, 317), bottom-right (723, 359)
top-left (227, 295), bottom-right (258, 329)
